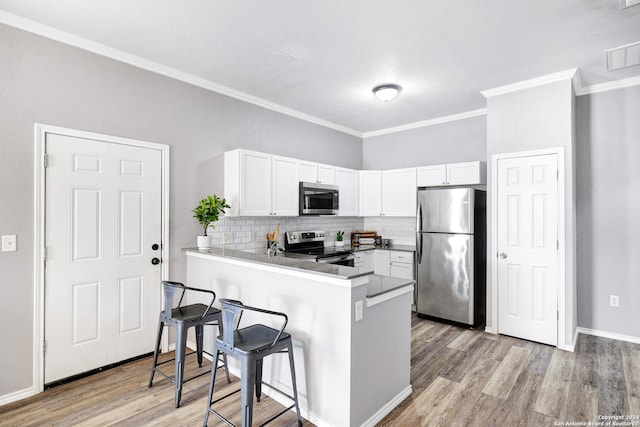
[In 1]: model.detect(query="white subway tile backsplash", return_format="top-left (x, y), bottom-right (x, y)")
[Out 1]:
top-left (208, 215), bottom-right (418, 250)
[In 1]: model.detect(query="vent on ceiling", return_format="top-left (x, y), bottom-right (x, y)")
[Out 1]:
top-left (619, 0), bottom-right (640, 8)
top-left (605, 41), bottom-right (640, 71)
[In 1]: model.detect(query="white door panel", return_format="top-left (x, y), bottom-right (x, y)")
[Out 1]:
top-left (45, 133), bottom-right (162, 383)
top-left (497, 153), bottom-right (558, 346)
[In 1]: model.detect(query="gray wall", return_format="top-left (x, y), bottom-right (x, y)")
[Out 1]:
top-left (0, 23), bottom-right (361, 397)
top-left (575, 86), bottom-right (640, 338)
top-left (485, 79), bottom-right (577, 349)
top-left (362, 115), bottom-right (487, 169)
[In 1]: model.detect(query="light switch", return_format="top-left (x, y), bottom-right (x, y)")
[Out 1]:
top-left (355, 300), bottom-right (363, 322)
top-left (2, 235), bottom-right (17, 252)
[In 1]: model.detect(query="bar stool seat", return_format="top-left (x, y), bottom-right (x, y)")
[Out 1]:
top-left (148, 281), bottom-right (230, 408)
top-left (203, 299), bottom-right (302, 427)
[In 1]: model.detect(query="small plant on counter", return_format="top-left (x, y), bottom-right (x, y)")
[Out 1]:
top-left (336, 231), bottom-right (344, 242)
top-left (192, 194), bottom-right (230, 236)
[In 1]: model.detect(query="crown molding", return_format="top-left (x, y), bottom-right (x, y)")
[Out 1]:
top-left (0, 11), bottom-right (362, 138)
top-left (481, 68), bottom-right (578, 98)
top-left (362, 108), bottom-right (487, 139)
top-left (576, 75), bottom-right (640, 96)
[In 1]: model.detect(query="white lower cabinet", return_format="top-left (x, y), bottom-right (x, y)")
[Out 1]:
top-left (374, 250), bottom-right (415, 279)
top-left (373, 250), bottom-right (390, 276)
top-left (354, 250), bottom-right (374, 273)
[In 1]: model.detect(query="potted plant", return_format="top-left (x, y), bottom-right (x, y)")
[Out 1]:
top-left (335, 230), bottom-right (345, 247)
top-left (192, 194), bottom-right (230, 249)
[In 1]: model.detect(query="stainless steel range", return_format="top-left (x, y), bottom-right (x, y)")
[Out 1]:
top-left (284, 230), bottom-right (355, 266)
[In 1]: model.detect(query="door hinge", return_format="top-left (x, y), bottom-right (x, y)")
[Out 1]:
top-left (42, 246), bottom-right (48, 261)
top-left (43, 340), bottom-right (47, 355)
top-left (43, 153), bottom-right (49, 168)
top-left (557, 311), bottom-right (559, 320)
top-left (557, 240), bottom-right (559, 250)
top-left (556, 169), bottom-right (559, 180)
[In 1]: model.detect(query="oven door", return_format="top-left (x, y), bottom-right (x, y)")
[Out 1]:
top-left (299, 182), bottom-right (339, 215)
top-left (316, 254), bottom-right (355, 267)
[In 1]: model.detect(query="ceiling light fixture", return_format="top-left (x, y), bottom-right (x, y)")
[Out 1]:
top-left (373, 84), bottom-right (402, 102)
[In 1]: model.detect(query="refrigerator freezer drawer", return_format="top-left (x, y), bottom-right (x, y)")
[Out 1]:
top-left (417, 233), bottom-right (474, 324)
top-left (417, 188), bottom-right (474, 234)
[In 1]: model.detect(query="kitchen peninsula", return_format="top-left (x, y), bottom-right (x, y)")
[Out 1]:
top-left (185, 247), bottom-right (414, 427)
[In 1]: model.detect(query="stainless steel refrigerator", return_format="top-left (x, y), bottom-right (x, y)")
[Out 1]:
top-left (416, 187), bottom-right (486, 326)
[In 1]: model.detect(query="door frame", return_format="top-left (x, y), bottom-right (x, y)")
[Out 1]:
top-left (490, 147), bottom-right (566, 348)
top-left (33, 124), bottom-right (170, 393)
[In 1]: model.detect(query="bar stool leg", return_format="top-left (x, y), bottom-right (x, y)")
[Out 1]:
top-left (148, 318), bottom-right (164, 387)
top-left (287, 342), bottom-right (303, 426)
top-left (241, 357), bottom-right (256, 427)
top-left (203, 349), bottom-right (220, 427)
top-left (255, 358), bottom-right (263, 402)
top-left (195, 325), bottom-right (204, 367)
top-left (174, 324), bottom-right (188, 408)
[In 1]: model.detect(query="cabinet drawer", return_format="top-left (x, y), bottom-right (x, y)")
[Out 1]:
top-left (389, 262), bottom-right (414, 280)
top-left (390, 251), bottom-right (413, 263)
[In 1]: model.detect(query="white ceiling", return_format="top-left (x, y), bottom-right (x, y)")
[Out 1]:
top-left (1, 0), bottom-right (640, 135)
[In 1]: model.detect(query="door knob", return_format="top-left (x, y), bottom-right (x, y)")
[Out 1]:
top-left (499, 252), bottom-right (507, 259)
top-left (151, 243), bottom-right (159, 250)
top-left (151, 257), bottom-right (160, 265)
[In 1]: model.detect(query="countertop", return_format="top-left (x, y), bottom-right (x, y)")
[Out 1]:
top-left (184, 246), bottom-right (414, 298)
top-left (350, 244), bottom-right (416, 253)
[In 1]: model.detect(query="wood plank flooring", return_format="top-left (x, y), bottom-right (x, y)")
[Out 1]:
top-left (1, 314), bottom-right (639, 426)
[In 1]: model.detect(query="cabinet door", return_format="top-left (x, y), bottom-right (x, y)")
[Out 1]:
top-left (299, 161), bottom-right (318, 183)
top-left (363, 250), bottom-right (374, 272)
top-left (317, 164), bottom-right (336, 184)
top-left (240, 150), bottom-right (272, 216)
top-left (390, 262), bottom-right (414, 280)
top-left (359, 170), bottom-right (382, 216)
top-left (447, 161), bottom-right (485, 185)
top-left (382, 168), bottom-right (417, 216)
top-left (374, 250), bottom-right (390, 276)
top-left (272, 155), bottom-right (299, 216)
top-left (417, 164), bottom-right (447, 187)
top-left (335, 167), bottom-right (358, 216)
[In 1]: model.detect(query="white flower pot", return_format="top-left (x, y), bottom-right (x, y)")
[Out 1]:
top-left (197, 235), bottom-right (211, 250)
top-left (335, 240), bottom-right (345, 247)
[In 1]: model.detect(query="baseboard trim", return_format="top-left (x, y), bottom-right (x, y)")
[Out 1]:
top-left (0, 386), bottom-right (36, 407)
top-left (360, 385), bottom-right (413, 427)
top-left (484, 326), bottom-right (495, 334)
top-left (577, 327), bottom-right (640, 345)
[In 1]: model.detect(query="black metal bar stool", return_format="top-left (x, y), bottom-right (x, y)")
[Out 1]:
top-left (203, 299), bottom-right (302, 427)
top-left (149, 281), bottom-right (231, 407)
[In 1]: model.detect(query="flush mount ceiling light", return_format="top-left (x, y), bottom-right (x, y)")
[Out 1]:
top-left (373, 84), bottom-right (402, 102)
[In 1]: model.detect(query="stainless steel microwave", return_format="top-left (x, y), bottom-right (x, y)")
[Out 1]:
top-left (299, 182), bottom-right (339, 215)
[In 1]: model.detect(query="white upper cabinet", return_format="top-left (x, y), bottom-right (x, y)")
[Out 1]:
top-left (359, 170), bottom-right (383, 216)
top-left (299, 161), bottom-right (335, 184)
top-left (335, 167), bottom-right (359, 216)
top-left (225, 149), bottom-right (299, 216)
top-left (271, 155), bottom-right (300, 216)
top-left (417, 161), bottom-right (486, 187)
top-left (382, 168), bottom-right (417, 216)
top-left (359, 168), bottom-right (416, 217)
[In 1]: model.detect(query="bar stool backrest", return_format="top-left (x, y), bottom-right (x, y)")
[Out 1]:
top-left (220, 299), bottom-right (244, 351)
top-left (162, 281), bottom-right (186, 320)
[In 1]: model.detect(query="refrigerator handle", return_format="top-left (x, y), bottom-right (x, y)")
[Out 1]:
top-left (416, 204), bottom-right (423, 263)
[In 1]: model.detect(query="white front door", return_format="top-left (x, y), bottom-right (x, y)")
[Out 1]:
top-left (497, 153), bottom-right (559, 346)
top-left (45, 133), bottom-right (163, 383)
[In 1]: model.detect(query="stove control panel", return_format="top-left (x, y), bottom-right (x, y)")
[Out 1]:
top-left (285, 230), bottom-right (326, 244)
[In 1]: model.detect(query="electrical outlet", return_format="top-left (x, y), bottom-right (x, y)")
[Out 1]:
top-left (355, 300), bottom-right (363, 322)
top-left (609, 295), bottom-right (620, 307)
top-left (2, 235), bottom-right (17, 252)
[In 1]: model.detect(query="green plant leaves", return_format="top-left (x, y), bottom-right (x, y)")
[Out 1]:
top-left (192, 194), bottom-right (230, 236)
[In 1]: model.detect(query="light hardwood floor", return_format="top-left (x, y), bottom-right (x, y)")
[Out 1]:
top-left (1, 315), bottom-right (638, 426)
